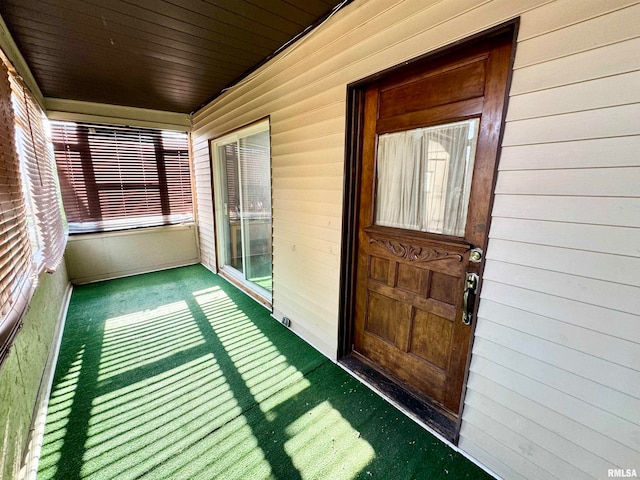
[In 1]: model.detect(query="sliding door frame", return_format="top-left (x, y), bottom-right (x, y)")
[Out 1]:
top-left (209, 117), bottom-right (273, 308)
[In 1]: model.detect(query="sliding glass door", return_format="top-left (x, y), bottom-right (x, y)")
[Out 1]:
top-left (211, 120), bottom-right (272, 301)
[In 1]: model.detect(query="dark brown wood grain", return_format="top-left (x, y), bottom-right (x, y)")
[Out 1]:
top-left (347, 28), bottom-right (515, 426)
top-left (1, 0), bottom-right (350, 112)
top-left (378, 60), bottom-right (486, 119)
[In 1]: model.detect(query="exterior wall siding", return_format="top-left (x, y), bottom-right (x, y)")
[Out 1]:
top-left (460, 1), bottom-right (640, 477)
top-left (191, 0), bottom-right (640, 478)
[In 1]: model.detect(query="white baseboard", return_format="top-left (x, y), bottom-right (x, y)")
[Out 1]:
top-left (19, 282), bottom-right (73, 480)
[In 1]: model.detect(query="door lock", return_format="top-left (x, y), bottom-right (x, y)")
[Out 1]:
top-left (462, 272), bottom-right (479, 325)
top-left (469, 247), bottom-right (483, 263)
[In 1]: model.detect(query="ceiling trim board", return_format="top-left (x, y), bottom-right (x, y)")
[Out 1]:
top-left (45, 98), bottom-right (191, 131)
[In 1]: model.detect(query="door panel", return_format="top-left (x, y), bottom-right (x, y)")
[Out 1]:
top-left (352, 33), bottom-right (513, 417)
top-left (378, 59), bottom-right (487, 118)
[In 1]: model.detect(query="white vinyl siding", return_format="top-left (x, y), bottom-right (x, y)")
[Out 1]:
top-left (460, 1), bottom-right (640, 479)
top-left (192, 0), bottom-right (552, 355)
top-left (191, 0), bottom-right (640, 478)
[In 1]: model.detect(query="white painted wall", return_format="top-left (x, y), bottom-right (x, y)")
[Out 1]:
top-left (65, 224), bottom-right (199, 284)
top-left (191, 0), bottom-right (640, 478)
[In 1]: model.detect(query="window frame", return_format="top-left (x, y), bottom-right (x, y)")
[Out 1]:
top-left (51, 122), bottom-right (194, 234)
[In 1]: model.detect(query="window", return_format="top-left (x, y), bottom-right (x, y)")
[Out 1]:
top-left (50, 122), bottom-right (193, 234)
top-left (0, 53), bottom-right (66, 365)
top-left (375, 119), bottom-right (479, 237)
top-left (211, 120), bottom-right (272, 301)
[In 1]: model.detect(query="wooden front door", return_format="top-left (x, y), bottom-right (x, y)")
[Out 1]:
top-left (352, 32), bottom-right (513, 421)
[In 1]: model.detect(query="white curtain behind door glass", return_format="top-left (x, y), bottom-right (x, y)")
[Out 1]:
top-left (375, 119), bottom-right (479, 237)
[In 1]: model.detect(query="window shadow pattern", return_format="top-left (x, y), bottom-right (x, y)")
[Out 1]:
top-left (37, 265), bottom-right (491, 480)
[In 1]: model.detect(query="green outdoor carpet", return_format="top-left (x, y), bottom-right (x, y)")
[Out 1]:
top-left (37, 265), bottom-right (492, 480)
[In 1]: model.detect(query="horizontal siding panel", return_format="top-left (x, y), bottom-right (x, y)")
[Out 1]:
top-left (513, 4), bottom-right (640, 68)
top-left (481, 280), bottom-right (640, 343)
top-left (270, 118), bottom-right (344, 145)
top-left (465, 373), bottom-right (639, 467)
top-left (482, 260), bottom-right (639, 314)
top-left (193, 149), bottom-right (210, 161)
top-left (467, 389), bottom-right (610, 478)
top-left (192, 138), bottom-right (210, 151)
top-left (272, 149), bottom-right (345, 168)
top-left (458, 422), bottom-right (558, 480)
top-left (486, 238), bottom-right (640, 287)
top-left (494, 167), bottom-right (640, 196)
top-left (276, 218), bottom-right (340, 243)
top-left (272, 188), bottom-right (343, 205)
top-left (270, 103), bottom-right (345, 135)
top-left (197, 228), bottom-right (214, 243)
top-left (271, 132), bottom-right (344, 156)
top-left (272, 227), bottom-right (341, 258)
top-left (463, 406), bottom-right (593, 480)
top-left (491, 195), bottom-right (640, 227)
top-left (469, 355), bottom-right (640, 454)
top-left (489, 217), bottom-right (640, 257)
top-left (270, 90), bottom-right (346, 126)
top-left (272, 291), bottom-right (337, 335)
top-left (506, 71), bottom-right (640, 121)
top-left (272, 235), bottom-right (340, 269)
top-left (272, 161), bottom-right (344, 179)
top-left (502, 104), bottom-right (640, 146)
top-left (476, 308), bottom-right (640, 396)
top-left (457, 436), bottom-right (529, 480)
top-left (273, 280), bottom-right (338, 323)
top-left (272, 176), bottom-right (343, 192)
top-left (498, 136), bottom-right (640, 170)
top-left (272, 199), bottom-right (342, 218)
top-left (272, 251), bottom-right (340, 291)
top-left (510, 36), bottom-right (640, 94)
top-left (472, 336), bottom-right (640, 424)
top-left (272, 304), bottom-right (336, 357)
top-left (195, 70), bottom-right (343, 132)
top-left (274, 209), bottom-right (341, 232)
top-left (517, 0), bottom-right (638, 41)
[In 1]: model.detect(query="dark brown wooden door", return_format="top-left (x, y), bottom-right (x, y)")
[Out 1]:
top-left (353, 33), bottom-right (513, 417)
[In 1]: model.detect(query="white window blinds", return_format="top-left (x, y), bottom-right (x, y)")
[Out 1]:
top-left (0, 53), bottom-right (67, 365)
top-left (9, 71), bottom-right (67, 272)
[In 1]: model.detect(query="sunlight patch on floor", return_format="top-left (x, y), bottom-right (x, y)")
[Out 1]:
top-left (193, 287), bottom-right (311, 409)
top-left (97, 301), bottom-right (204, 380)
top-left (82, 355), bottom-right (245, 478)
top-left (285, 400), bottom-right (375, 480)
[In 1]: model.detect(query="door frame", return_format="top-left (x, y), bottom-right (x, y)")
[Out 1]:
top-left (208, 116), bottom-right (274, 309)
top-left (338, 20), bottom-right (519, 442)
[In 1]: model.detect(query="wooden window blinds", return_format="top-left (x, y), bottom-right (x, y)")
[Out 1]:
top-left (50, 122), bottom-right (193, 234)
top-left (0, 55), bottom-right (67, 365)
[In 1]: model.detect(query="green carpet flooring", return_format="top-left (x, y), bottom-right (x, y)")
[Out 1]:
top-left (37, 265), bottom-right (492, 480)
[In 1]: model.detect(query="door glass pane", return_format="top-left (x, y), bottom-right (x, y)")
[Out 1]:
top-left (218, 143), bottom-right (243, 274)
top-left (239, 131), bottom-right (272, 292)
top-left (375, 119), bottom-right (479, 237)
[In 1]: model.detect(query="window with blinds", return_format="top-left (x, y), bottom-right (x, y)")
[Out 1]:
top-left (9, 72), bottom-right (67, 272)
top-left (50, 122), bottom-right (193, 234)
top-left (0, 52), bottom-right (67, 365)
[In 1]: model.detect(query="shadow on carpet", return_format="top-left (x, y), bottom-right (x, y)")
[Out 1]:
top-left (37, 265), bottom-right (493, 480)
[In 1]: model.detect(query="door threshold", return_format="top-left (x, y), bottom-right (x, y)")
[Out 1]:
top-left (340, 353), bottom-right (458, 443)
